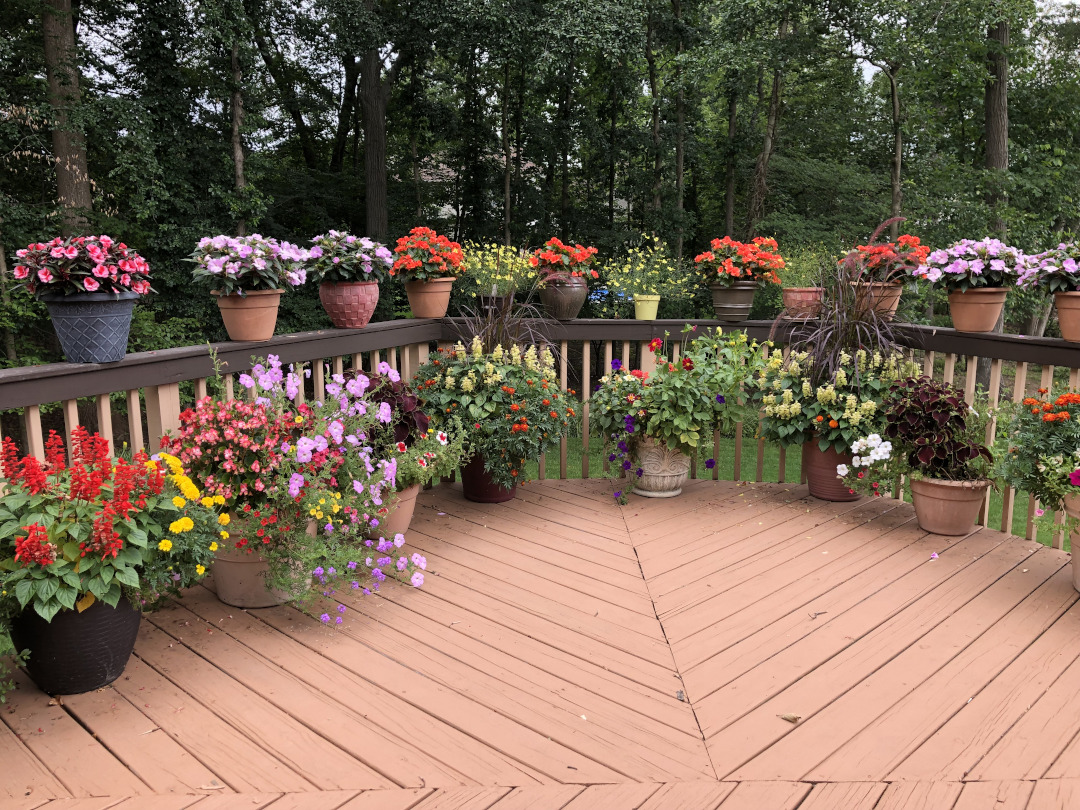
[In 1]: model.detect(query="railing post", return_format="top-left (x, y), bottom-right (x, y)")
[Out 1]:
top-left (144, 382), bottom-right (182, 452)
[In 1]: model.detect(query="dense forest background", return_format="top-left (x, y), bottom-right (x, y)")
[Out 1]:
top-left (2, 0), bottom-right (1079, 364)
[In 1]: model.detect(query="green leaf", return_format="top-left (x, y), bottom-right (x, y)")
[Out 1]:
top-left (55, 587), bottom-right (77, 610)
top-left (35, 578), bottom-right (59, 603)
top-left (14, 578), bottom-right (34, 608)
top-left (63, 541), bottom-right (81, 561)
top-left (88, 576), bottom-right (109, 599)
top-left (35, 600), bottom-right (62, 623)
top-left (113, 566), bottom-right (139, 588)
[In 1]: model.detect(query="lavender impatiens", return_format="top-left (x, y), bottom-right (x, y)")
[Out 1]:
top-left (190, 234), bottom-right (309, 294)
top-left (308, 230), bottom-right (394, 284)
top-left (912, 237), bottom-right (1027, 291)
top-left (1017, 242), bottom-right (1080, 293)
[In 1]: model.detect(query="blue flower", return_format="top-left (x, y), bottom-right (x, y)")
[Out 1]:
top-left (705, 458), bottom-right (716, 469)
top-left (611, 359), bottom-right (623, 371)
top-left (716, 394), bottom-right (726, 404)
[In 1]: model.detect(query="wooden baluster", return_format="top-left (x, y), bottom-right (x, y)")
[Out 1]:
top-left (601, 341), bottom-right (613, 474)
top-left (621, 341), bottom-right (630, 372)
top-left (95, 394), bottom-right (114, 454)
top-left (224, 374), bottom-right (235, 401)
top-left (922, 350), bottom-right (935, 380)
top-left (1000, 361), bottom-right (1028, 535)
top-left (370, 350), bottom-right (381, 372)
top-left (713, 429), bottom-right (722, 481)
top-left (581, 340), bottom-right (590, 479)
top-left (62, 399), bottom-right (80, 456)
top-left (964, 355), bottom-right (978, 404)
top-left (195, 378), bottom-right (208, 401)
top-left (352, 353), bottom-right (364, 372)
top-left (560, 340), bottom-right (568, 479)
top-left (24, 404), bottom-right (45, 460)
top-left (145, 383), bottom-right (182, 451)
top-left (943, 353), bottom-right (957, 386)
top-left (127, 390), bottom-right (145, 454)
top-left (332, 355), bottom-right (344, 378)
top-left (979, 358), bottom-right (1002, 526)
top-left (389, 346), bottom-right (398, 372)
top-left (756, 345), bottom-right (768, 483)
top-left (314, 361), bottom-right (326, 403)
top-left (1033, 364), bottom-right (1057, 542)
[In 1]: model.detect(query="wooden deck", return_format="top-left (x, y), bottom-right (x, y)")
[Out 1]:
top-left (5, 479), bottom-right (1080, 810)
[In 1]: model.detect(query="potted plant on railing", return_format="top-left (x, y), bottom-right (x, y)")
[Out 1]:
top-left (693, 236), bottom-right (784, 322)
top-left (391, 226), bottom-right (465, 318)
top-left (840, 219), bottom-right (929, 320)
top-left (462, 242), bottom-right (532, 314)
top-left (996, 388), bottom-right (1080, 588)
top-left (531, 237), bottom-right (599, 320)
top-left (601, 235), bottom-right (692, 320)
top-left (591, 326), bottom-right (763, 499)
top-left (911, 238), bottom-right (1026, 333)
top-left (163, 356), bottom-right (405, 607)
top-left (1017, 241), bottom-right (1080, 341)
top-left (415, 337), bottom-right (572, 502)
top-left (309, 231), bottom-right (394, 328)
top-left (351, 366), bottom-right (466, 537)
top-left (837, 377), bottom-right (993, 535)
top-left (189, 234), bottom-right (309, 341)
top-left (778, 245), bottom-right (830, 319)
top-left (0, 428), bottom-right (219, 694)
top-left (11, 235), bottom-right (153, 363)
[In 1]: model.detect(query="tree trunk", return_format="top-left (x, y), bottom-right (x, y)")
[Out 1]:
top-left (559, 54), bottom-right (574, 241)
top-left (502, 61), bottom-right (512, 247)
top-left (230, 43), bottom-right (247, 236)
top-left (746, 16), bottom-right (788, 239)
top-left (608, 74), bottom-right (618, 231)
top-left (360, 46), bottom-right (389, 242)
top-left (409, 59), bottom-right (422, 219)
top-left (329, 54), bottom-right (360, 173)
top-left (42, 0), bottom-right (93, 234)
top-left (985, 20), bottom-right (1009, 237)
top-left (645, 11), bottom-right (662, 217)
top-left (888, 67), bottom-right (903, 241)
top-left (724, 83), bottom-right (738, 238)
top-left (672, 0), bottom-right (685, 258)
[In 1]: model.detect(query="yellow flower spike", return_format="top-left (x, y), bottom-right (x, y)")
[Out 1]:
top-left (172, 496), bottom-right (187, 508)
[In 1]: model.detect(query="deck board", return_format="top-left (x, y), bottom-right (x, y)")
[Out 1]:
top-left (8, 480), bottom-right (1080, 810)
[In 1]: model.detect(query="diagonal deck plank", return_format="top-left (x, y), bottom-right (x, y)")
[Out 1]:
top-left (8, 479), bottom-right (1080, 810)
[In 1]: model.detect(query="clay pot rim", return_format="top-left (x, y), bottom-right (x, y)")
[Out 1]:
top-left (211, 288), bottom-right (284, 297)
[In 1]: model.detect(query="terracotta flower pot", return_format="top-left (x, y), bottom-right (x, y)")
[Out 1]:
top-left (1055, 292), bottom-right (1080, 342)
top-left (8, 597), bottom-right (141, 695)
top-left (212, 517), bottom-right (316, 608)
top-left (367, 483), bottom-right (421, 540)
top-left (708, 279), bottom-right (757, 322)
top-left (405, 278), bottom-right (455, 318)
top-left (850, 281), bottom-right (902, 320)
top-left (909, 477), bottom-right (990, 536)
top-left (633, 294), bottom-right (661, 320)
top-left (213, 289), bottom-right (283, 341)
top-left (802, 441), bottom-right (860, 502)
top-left (947, 288), bottom-right (1007, 333)
top-left (460, 455), bottom-right (517, 503)
top-left (539, 276), bottom-right (588, 320)
top-left (631, 435), bottom-right (691, 498)
top-left (319, 280), bottom-right (380, 328)
top-left (781, 287), bottom-right (823, 319)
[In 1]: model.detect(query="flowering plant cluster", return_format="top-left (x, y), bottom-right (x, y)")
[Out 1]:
top-left (190, 234), bottom-right (308, 295)
top-left (308, 231), bottom-right (393, 284)
top-left (1017, 242), bottom-right (1080, 293)
top-left (840, 233), bottom-right (930, 284)
top-left (11, 235), bottom-right (152, 297)
top-left (837, 378), bottom-right (991, 496)
top-left (913, 238), bottom-right (1027, 291)
top-left (462, 243), bottom-right (532, 297)
top-left (996, 388), bottom-right (1080, 521)
top-left (592, 326), bottom-right (763, 462)
top-left (415, 338), bottom-right (572, 488)
top-left (531, 237), bottom-right (599, 286)
top-left (164, 355), bottom-right (427, 604)
top-left (391, 227), bottom-right (464, 282)
top-left (752, 348), bottom-right (919, 454)
top-left (0, 428), bottom-right (220, 627)
top-left (693, 236), bottom-right (784, 288)
top-left (600, 236), bottom-right (693, 300)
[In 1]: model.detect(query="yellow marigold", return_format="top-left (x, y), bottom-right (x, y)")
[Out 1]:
top-left (196, 564), bottom-right (206, 576)
top-left (213, 495), bottom-right (225, 505)
top-left (209, 542), bottom-right (219, 552)
top-left (172, 496), bottom-right (187, 508)
top-left (200, 496), bottom-right (215, 507)
top-left (219, 530), bottom-right (229, 540)
top-left (168, 519), bottom-right (184, 534)
top-left (217, 513), bottom-right (230, 526)
top-left (157, 538), bottom-right (173, 552)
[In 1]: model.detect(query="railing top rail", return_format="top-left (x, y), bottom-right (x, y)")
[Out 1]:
top-left (4, 317), bottom-right (1079, 411)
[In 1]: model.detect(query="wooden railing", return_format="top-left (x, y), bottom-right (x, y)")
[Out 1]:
top-left (3, 317), bottom-right (1079, 547)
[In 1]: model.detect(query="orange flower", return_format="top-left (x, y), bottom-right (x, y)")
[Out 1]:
top-left (815, 415), bottom-right (824, 422)
top-left (1039, 387), bottom-right (1049, 394)
top-left (1044, 413), bottom-right (1056, 422)
top-left (829, 419), bottom-right (839, 428)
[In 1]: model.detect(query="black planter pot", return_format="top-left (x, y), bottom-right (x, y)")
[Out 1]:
top-left (8, 598), bottom-right (142, 695)
top-left (39, 290), bottom-right (139, 363)
top-left (460, 455), bottom-right (517, 503)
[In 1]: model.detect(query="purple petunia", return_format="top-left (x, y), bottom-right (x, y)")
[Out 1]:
top-left (611, 359), bottom-right (623, 372)
top-left (705, 458), bottom-right (716, 469)
top-left (716, 394), bottom-right (725, 404)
